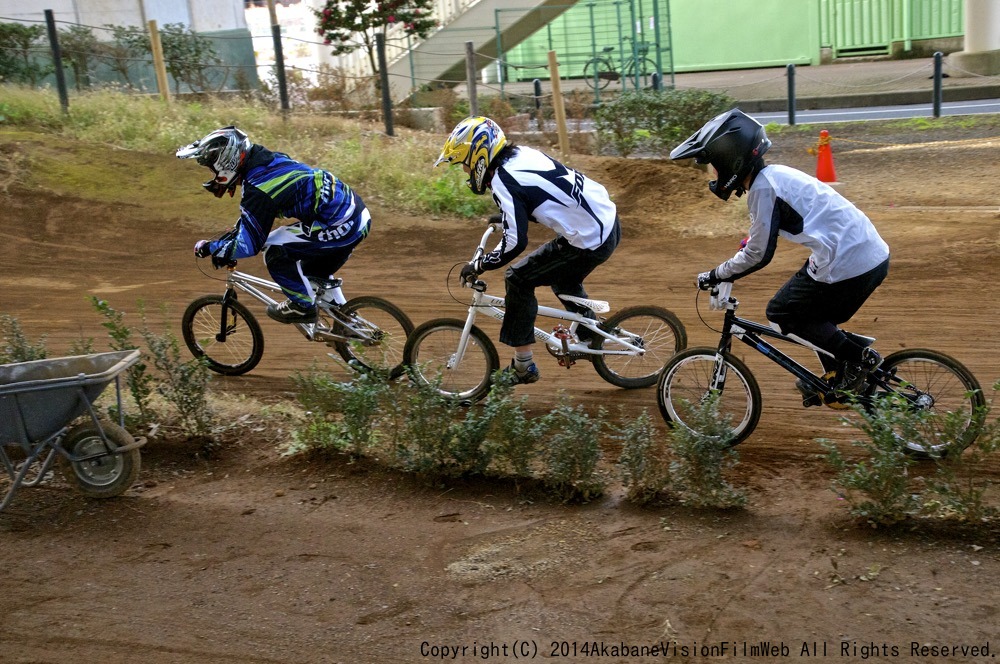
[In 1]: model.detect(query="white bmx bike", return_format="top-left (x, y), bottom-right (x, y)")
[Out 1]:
top-left (182, 258), bottom-right (414, 377)
top-left (402, 223), bottom-right (687, 401)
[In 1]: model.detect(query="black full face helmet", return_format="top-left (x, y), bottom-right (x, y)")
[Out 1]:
top-left (670, 109), bottom-right (771, 201)
top-left (176, 126), bottom-right (252, 198)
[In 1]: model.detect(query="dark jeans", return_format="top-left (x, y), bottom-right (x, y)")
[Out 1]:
top-left (766, 257), bottom-right (889, 361)
top-left (499, 218), bottom-right (621, 347)
top-left (263, 238), bottom-right (362, 305)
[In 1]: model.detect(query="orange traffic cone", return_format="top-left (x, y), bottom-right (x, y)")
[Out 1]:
top-left (815, 129), bottom-right (838, 183)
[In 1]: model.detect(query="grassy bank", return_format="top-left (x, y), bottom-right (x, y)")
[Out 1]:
top-left (0, 86), bottom-right (493, 218)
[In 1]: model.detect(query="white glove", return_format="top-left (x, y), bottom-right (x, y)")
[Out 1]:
top-left (709, 281), bottom-right (732, 311)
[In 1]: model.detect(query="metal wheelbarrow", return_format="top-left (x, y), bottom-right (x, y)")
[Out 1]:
top-left (0, 349), bottom-right (146, 512)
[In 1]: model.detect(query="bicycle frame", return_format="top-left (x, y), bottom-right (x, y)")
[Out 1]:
top-left (216, 269), bottom-right (362, 346)
top-left (450, 225), bottom-right (644, 368)
top-left (707, 288), bottom-right (897, 400)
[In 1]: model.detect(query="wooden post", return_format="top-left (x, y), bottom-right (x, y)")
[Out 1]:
top-left (547, 51), bottom-right (570, 159)
top-left (148, 20), bottom-right (171, 102)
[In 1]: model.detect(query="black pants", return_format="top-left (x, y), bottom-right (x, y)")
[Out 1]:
top-left (499, 218), bottom-right (621, 347)
top-left (766, 256), bottom-right (889, 362)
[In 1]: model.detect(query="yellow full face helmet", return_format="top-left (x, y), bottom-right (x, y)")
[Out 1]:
top-left (434, 116), bottom-right (508, 195)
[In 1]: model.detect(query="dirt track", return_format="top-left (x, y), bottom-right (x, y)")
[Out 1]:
top-left (2, 125), bottom-right (1000, 663)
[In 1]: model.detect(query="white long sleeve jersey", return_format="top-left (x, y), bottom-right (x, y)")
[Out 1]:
top-left (713, 164), bottom-right (889, 284)
top-left (481, 146), bottom-right (618, 270)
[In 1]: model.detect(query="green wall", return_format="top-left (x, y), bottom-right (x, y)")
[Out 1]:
top-left (668, 0), bottom-right (819, 71)
top-left (504, 0), bottom-right (964, 81)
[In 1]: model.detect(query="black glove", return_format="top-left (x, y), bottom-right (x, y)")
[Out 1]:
top-left (696, 270), bottom-right (720, 290)
top-left (460, 260), bottom-right (482, 284)
top-left (194, 240), bottom-right (212, 258)
top-left (211, 253), bottom-right (236, 270)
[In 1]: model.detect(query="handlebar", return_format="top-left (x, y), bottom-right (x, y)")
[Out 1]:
top-left (457, 223), bottom-right (499, 292)
top-left (471, 223), bottom-right (498, 264)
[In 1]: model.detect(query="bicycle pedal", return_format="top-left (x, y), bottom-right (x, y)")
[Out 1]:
top-left (802, 394), bottom-right (822, 408)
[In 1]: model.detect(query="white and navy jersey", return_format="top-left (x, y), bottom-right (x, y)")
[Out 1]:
top-left (481, 146), bottom-right (617, 271)
top-left (713, 164), bottom-right (889, 284)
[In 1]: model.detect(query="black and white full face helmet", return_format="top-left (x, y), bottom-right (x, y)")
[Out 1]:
top-left (176, 126), bottom-right (252, 198)
top-left (670, 109), bottom-right (771, 201)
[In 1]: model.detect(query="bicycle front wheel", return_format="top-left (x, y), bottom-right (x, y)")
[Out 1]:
top-left (331, 296), bottom-right (414, 378)
top-left (182, 295), bottom-right (265, 376)
top-left (583, 57), bottom-right (615, 89)
top-left (403, 318), bottom-right (499, 402)
top-left (657, 348), bottom-right (762, 447)
top-left (591, 305), bottom-right (687, 388)
top-left (865, 348), bottom-right (985, 459)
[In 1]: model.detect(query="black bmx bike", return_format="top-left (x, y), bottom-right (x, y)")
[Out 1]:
top-left (655, 283), bottom-right (984, 459)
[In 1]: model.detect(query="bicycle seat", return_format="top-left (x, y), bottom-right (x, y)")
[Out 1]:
top-left (844, 331), bottom-right (876, 347)
top-left (602, 46), bottom-right (614, 53)
top-left (559, 294), bottom-right (610, 314)
top-left (310, 277), bottom-right (343, 289)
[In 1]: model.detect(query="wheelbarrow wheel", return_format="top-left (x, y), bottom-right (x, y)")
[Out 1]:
top-left (58, 420), bottom-right (141, 499)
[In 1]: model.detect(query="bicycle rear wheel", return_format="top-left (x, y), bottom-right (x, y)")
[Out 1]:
top-left (591, 305), bottom-right (687, 388)
top-left (403, 319), bottom-right (499, 402)
top-left (657, 348), bottom-right (762, 447)
top-left (583, 57), bottom-right (616, 89)
top-left (864, 348), bottom-right (985, 459)
top-left (331, 296), bottom-right (414, 378)
top-left (182, 295), bottom-right (265, 376)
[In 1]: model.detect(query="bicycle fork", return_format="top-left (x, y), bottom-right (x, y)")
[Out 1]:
top-left (216, 288), bottom-right (240, 343)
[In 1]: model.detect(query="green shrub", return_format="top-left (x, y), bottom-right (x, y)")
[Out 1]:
top-left (141, 326), bottom-right (213, 439)
top-left (820, 394), bottom-right (924, 525)
top-left (0, 314), bottom-right (47, 363)
top-left (922, 395), bottom-right (1000, 522)
top-left (666, 393), bottom-right (746, 509)
top-left (616, 409), bottom-right (669, 505)
top-left (391, 377), bottom-right (492, 476)
top-left (539, 398), bottom-right (606, 502)
top-left (90, 297), bottom-right (155, 427)
top-left (593, 89), bottom-right (734, 157)
top-left (291, 366), bottom-right (392, 457)
top-left (481, 377), bottom-right (542, 478)
top-left (91, 297), bottom-right (214, 443)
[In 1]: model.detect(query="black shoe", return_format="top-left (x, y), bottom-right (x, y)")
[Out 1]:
top-left (834, 348), bottom-right (882, 394)
top-left (500, 360), bottom-right (540, 385)
top-left (266, 299), bottom-right (318, 324)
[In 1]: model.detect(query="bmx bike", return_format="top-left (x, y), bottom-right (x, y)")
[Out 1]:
top-left (182, 259), bottom-right (414, 377)
top-left (655, 282), bottom-right (985, 459)
top-left (402, 223), bottom-right (687, 402)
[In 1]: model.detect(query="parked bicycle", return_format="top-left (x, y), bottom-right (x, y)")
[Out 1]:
top-left (182, 259), bottom-right (414, 377)
top-left (402, 223), bottom-right (687, 402)
top-left (656, 282), bottom-right (984, 459)
top-left (583, 38), bottom-right (659, 90)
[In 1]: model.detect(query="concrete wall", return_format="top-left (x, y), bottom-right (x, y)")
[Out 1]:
top-left (0, 0), bottom-right (246, 32)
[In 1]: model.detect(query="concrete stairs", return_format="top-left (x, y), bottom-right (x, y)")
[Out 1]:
top-left (385, 0), bottom-right (579, 102)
